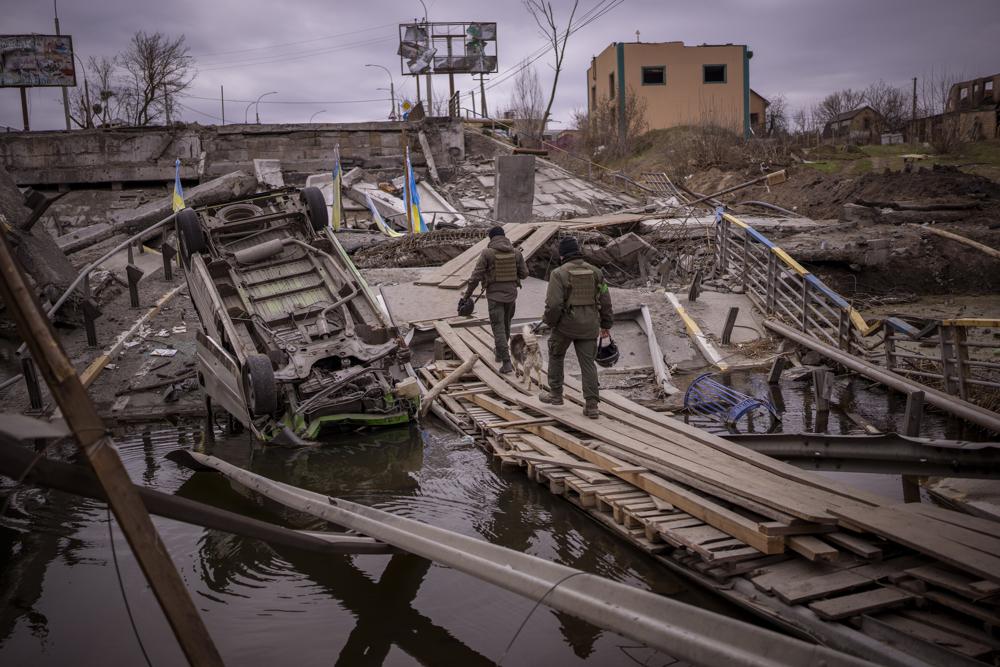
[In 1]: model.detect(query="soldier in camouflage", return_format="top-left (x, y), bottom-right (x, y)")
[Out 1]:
top-left (463, 226), bottom-right (528, 374)
top-left (539, 237), bottom-right (613, 419)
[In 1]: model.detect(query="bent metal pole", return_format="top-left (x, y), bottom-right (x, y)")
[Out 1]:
top-left (764, 319), bottom-right (1000, 434)
top-left (188, 452), bottom-right (878, 667)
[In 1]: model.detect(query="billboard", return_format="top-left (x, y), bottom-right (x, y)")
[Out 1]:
top-left (0, 34), bottom-right (76, 87)
top-left (398, 22), bottom-right (497, 76)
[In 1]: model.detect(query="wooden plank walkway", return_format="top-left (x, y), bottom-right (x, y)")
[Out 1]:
top-left (423, 321), bottom-right (1000, 666)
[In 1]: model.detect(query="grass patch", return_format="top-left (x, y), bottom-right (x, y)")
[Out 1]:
top-left (803, 161), bottom-right (841, 174)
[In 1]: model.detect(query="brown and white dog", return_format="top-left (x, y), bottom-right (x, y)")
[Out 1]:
top-left (508, 324), bottom-right (541, 390)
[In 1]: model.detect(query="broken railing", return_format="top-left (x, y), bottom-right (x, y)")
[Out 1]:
top-left (712, 209), bottom-right (1000, 404)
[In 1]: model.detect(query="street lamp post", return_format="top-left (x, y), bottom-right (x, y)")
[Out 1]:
top-left (74, 53), bottom-right (92, 128)
top-left (366, 64), bottom-right (397, 120)
top-left (309, 110), bottom-right (327, 123)
top-left (255, 91), bottom-right (277, 124)
top-left (417, 0), bottom-right (431, 113)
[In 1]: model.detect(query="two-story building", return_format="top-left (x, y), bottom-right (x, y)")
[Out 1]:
top-left (586, 40), bottom-right (762, 138)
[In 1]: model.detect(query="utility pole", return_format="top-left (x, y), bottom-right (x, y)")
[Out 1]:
top-left (20, 88), bottom-right (30, 131)
top-left (220, 85), bottom-right (225, 124)
top-left (912, 76), bottom-right (918, 122)
top-left (164, 84), bottom-right (171, 124)
top-left (479, 74), bottom-right (488, 118)
top-left (54, 0), bottom-right (71, 130)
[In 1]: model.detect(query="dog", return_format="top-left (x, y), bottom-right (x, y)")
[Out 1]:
top-left (508, 324), bottom-right (541, 391)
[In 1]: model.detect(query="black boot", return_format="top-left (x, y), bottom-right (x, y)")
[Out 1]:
top-left (499, 360), bottom-right (513, 374)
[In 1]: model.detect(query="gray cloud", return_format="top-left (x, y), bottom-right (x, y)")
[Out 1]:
top-left (2, 0), bottom-right (998, 132)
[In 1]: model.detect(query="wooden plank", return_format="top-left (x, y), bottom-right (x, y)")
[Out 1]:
top-left (436, 224), bottom-right (538, 289)
top-left (466, 392), bottom-right (783, 554)
top-left (752, 559), bottom-right (834, 594)
top-left (461, 326), bottom-right (861, 523)
top-left (899, 610), bottom-right (1000, 649)
top-left (906, 565), bottom-right (998, 601)
top-left (517, 433), bottom-right (608, 484)
top-left (771, 571), bottom-right (871, 605)
top-left (464, 325), bottom-right (892, 509)
top-left (832, 505), bottom-right (1000, 584)
top-left (506, 452), bottom-right (607, 473)
top-left (897, 502), bottom-right (1000, 540)
top-left (860, 614), bottom-right (991, 664)
top-left (923, 589), bottom-right (1000, 627)
top-left (826, 532), bottom-right (883, 560)
top-left (808, 588), bottom-right (914, 620)
top-left (787, 535), bottom-right (840, 562)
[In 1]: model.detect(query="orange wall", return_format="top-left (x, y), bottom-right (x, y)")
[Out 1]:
top-left (587, 41), bottom-right (749, 134)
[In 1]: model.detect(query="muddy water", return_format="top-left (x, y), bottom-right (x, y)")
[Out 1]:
top-left (0, 421), bottom-right (740, 666)
top-left (1, 369), bottom-right (985, 664)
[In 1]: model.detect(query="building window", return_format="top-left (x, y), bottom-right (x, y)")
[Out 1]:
top-left (863, 117), bottom-right (871, 130)
top-left (703, 64), bottom-right (726, 84)
top-left (591, 86), bottom-right (596, 109)
top-left (641, 66), bottom-right (665, 85)
top-left (609, 72), bottom-right (615, 99)
top-left (750, 112), bottom-right (759, 126)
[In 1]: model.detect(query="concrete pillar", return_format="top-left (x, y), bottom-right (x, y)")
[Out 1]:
top-left (493, 155), bottom-right (535, 223)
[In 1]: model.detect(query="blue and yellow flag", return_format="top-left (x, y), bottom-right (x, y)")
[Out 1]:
top-left (331, 144), bottom-right (342, 231)
top-left (172, 158), bottom-right (185, 212)
top-left (404, 147), bottom-right (426, 234)
top-left (366, 192), bottom-right (402, 237)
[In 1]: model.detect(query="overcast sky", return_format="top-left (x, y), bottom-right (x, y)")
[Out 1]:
top-left (2, 0), bottom-right (999, 131)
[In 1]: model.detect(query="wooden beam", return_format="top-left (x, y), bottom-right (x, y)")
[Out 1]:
top-left (0, 234), bottom-right (223, 666)
top-left (419, 353), bottom-right (479, 417)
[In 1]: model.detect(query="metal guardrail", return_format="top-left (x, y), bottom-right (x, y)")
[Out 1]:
top-left (713, 209), bottom-right (1000, 402)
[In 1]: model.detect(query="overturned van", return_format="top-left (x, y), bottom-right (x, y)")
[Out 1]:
top-left (177, 187), bottom-right (415, 443)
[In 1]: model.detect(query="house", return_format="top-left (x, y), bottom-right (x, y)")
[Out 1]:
top-left (822, 106), bottom-right (882, 144)
top-left (908, 73), bottom-right (1000, 144)
top-left (586, 40), bottom-right (756, 138)
top-left (750, 89), bottom-right (769, 135)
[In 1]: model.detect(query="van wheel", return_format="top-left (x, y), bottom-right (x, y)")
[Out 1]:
top-left (242, 354), bottom-right (277, 417)
top-left (301, 186), bottom-right (328, 231)
top-left (177, 208), bottom-right (206, 261)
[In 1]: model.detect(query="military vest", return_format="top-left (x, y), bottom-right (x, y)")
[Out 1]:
top-left (567, 267), bottom-right (598, 306)
top-left (490, 251), bottom-right (518, 283)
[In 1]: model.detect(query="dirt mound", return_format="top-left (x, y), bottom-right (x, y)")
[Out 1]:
top-left (704, 164), bottom-right (1000, 220)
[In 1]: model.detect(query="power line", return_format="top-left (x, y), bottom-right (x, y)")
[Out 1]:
top-left (193, 22), bottom-right (396, 59)
top-left (184, 94), bottom-right (392, 105)
top-left (486, 0), bottom-right (623, 92)
top-left (195, 34), bottom-right (396, 71)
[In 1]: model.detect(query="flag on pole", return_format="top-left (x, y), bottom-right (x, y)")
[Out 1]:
top-left (404, 147), bottom-right (426, 234)
top-left (171, 158), bottom-right (185, 212)
top-left (331, 144), bottom-right (342, 231)
top-left (366, 192), bottom-right (402, 237)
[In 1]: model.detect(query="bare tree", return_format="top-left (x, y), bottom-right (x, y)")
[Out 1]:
top-left (504, 63), bottom-right (546, 145)
top-left (574, 85), bottom-right (647, 159)
top-left (117, 31), bottom-right (195, 126)
top-left (765, 95), bottom-right (788, 136)
top-left (523, 0), bottom-right (578, 140)
top-left (815, 88), bottom-right (866, 131)
top-left (864, 80), bottom-right (908, 132)
top-left (69, 56), bottom-right (129, 128)
top-left (919, 67), bottom-right (966, 116)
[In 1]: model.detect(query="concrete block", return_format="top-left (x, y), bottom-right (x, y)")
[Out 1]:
top-left (841, 203), bottom-right (879, 227)
top-left (494, 155), bottom-right (536, 223)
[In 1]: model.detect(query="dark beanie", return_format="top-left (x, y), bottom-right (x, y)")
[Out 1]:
top-left (488, 226), bottom-right (505, 239)
top-left (559, 236), bottom-right (580, 259)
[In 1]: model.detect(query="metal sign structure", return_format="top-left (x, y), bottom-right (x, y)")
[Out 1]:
top-left (0, 34), bottom-right (76, 87)
top-left (397, 22), bottom-right (497, 76)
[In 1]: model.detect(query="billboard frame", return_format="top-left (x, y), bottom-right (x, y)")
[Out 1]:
top-left (398, 21), bottom-right (498, 77)
top-left (0, 34), bottom-right (77, 88)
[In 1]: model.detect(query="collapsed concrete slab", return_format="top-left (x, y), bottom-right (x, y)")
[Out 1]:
top-left (494, 155), bottom-right (536, 222)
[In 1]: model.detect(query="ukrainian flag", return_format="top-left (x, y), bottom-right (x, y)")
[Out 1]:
top-left (331, 144), bottom-right (342, 231)
top-left (366, 192), bottom-right (401, 237)
top-left (404, 147), bottom-right (426, 234)
top-left (172, 158), bottom-right (185, 212)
